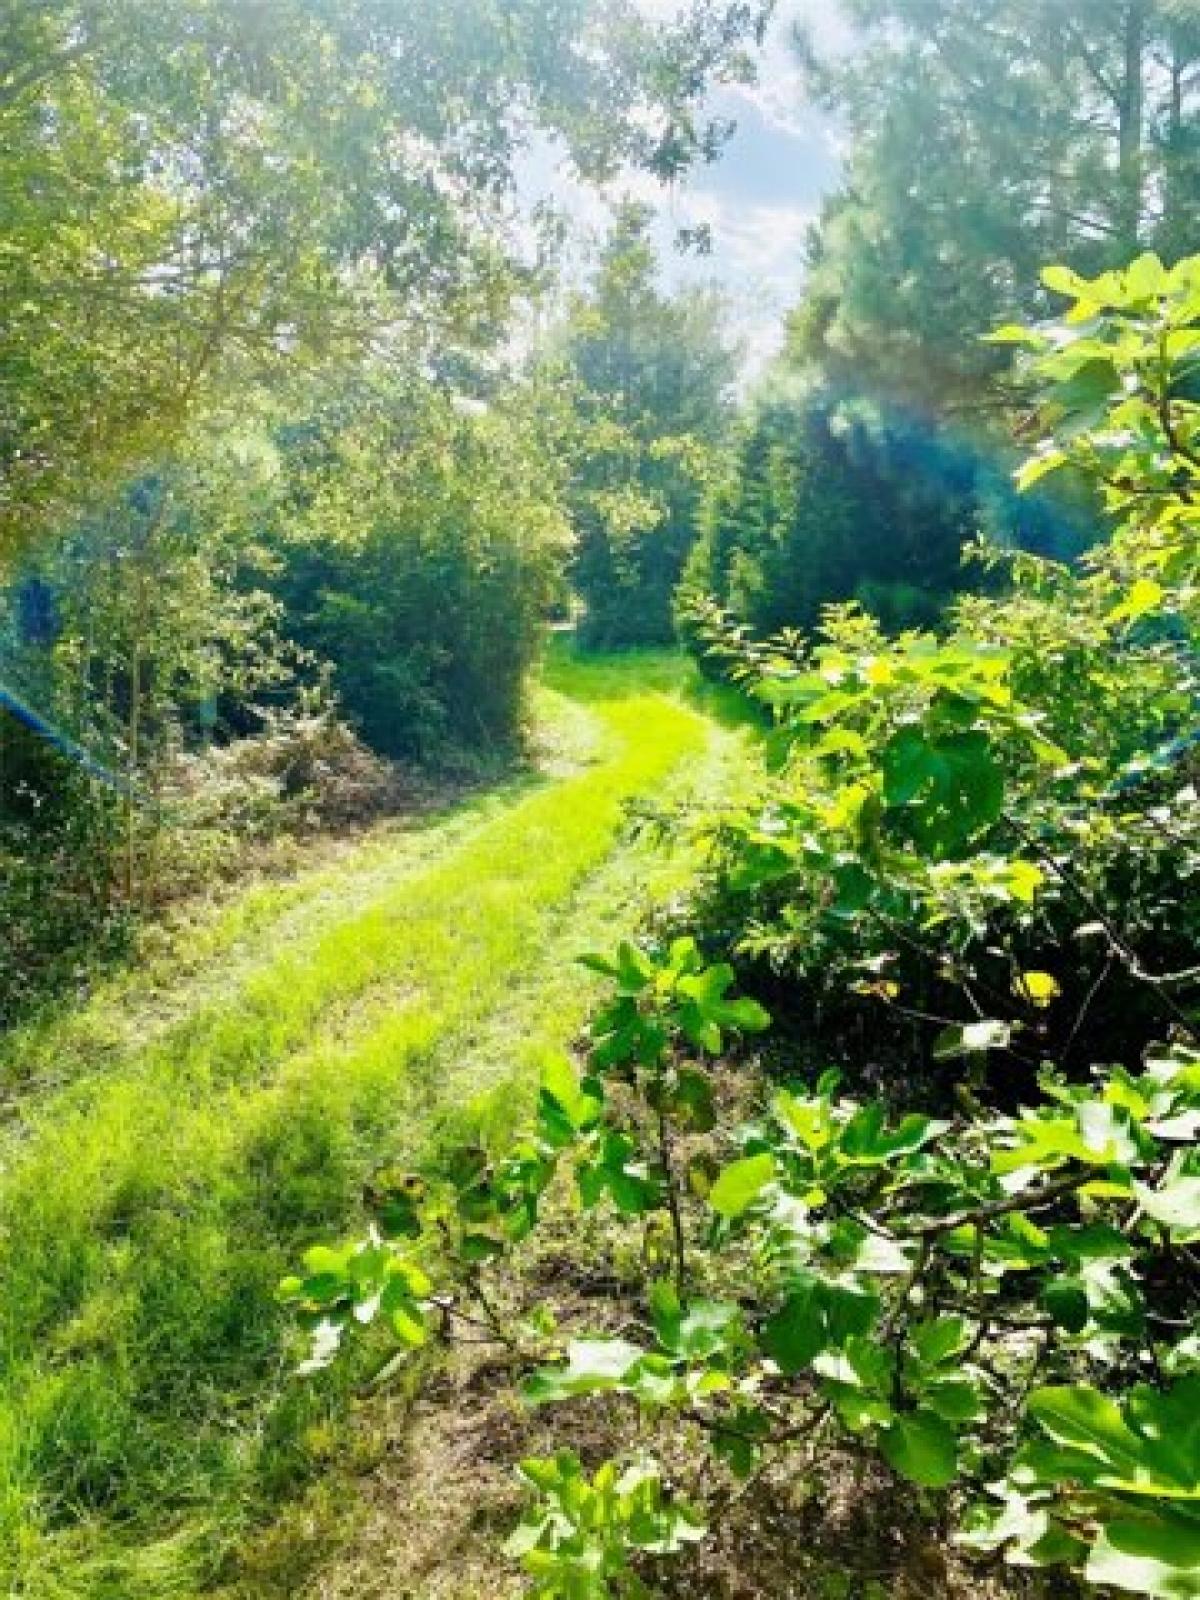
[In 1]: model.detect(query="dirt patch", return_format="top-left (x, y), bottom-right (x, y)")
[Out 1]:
top-left (226, 1210), bottom-right (1079, 1600)
top-left (229, 1329), bottom-right (1074, 1600)
top-left (300, 1363), bottom-right (534, 1599)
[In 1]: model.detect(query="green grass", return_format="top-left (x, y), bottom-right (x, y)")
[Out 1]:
top-left (0, 647), bottom-right (754, 1598)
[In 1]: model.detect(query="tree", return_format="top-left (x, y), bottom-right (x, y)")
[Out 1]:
top-left (0, 0), bottom-right (768, 567)
top-left (788, 0), bottom-right (1200, 408)
top-left (557, 204), bottom-right (738, 648)
top-left (679, 381), bottom-right (1086, 641)
top-left (260, 371), bottom-right (570, 758)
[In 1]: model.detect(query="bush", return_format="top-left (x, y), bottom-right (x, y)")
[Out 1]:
top-left (152, 708), bottom-right (405, 895)
top-left (682, 256), bottom-right (1199, 1088)
top-left (265, 378), bottom-right (569, 759)
top-left (0, 714), bottom-right (129, 1027)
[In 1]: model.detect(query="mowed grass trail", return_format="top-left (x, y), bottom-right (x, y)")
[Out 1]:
top-left (0, 648), bottom-right (752, 1599)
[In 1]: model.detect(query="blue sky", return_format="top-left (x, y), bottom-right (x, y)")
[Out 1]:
top-left (521, 3), bottom-right (847, 377)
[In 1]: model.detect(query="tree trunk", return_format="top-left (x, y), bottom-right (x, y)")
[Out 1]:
top-left (1116, 0), bottom-right (1147, 253)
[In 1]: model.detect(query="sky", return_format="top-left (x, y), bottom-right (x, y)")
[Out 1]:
top-left (521, 2), bottom-right (848, 379)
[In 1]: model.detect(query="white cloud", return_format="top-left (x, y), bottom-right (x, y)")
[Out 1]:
top-left (513, 2), bottom-right (845, 381)
top-left (654, 189), bottom-right (814, 376)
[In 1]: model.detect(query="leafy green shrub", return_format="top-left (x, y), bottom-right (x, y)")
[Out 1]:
top-left (678, 393), bottom-right (982, 641)
top-left (0, 716), bottom-right (129, 1027)
top-left (286, 936), bottom-right (1199, 1597)
top-left (265, 378), bottom-right (570, 758)
top-left (288, 254), bottom-right (1200, 1597)
top-left (677, 382), bottom-right (1094, 655)
top-left (682, 253), bottom-right (1200, 1082)
top-left (506, 1452), bottom-right (705, 1598)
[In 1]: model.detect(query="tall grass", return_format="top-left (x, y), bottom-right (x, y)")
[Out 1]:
top-left (0, 649), bottom-right (723, 1597)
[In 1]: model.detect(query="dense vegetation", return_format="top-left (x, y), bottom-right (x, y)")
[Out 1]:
top-left (555, 204), bottom-right (737, 648)
top-left (0, 1), bottom-right (766, 1022)
top-left (791, 0), bottom-right (1200, 406)
top-left (1, 0), bottom-right (767, 566)
top-left (289, 251), bottom-right (1200, 1600)
top-left (680, 392), bottom-right (988, 637)
top-left (1, 1), bottom-right (1198, 1597)
top-left (683, 0), bottom-right (1199, 638)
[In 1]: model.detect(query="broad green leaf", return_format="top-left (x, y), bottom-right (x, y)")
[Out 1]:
top-left (1042, 263), bottom-right (1088, 297)
top-left (1087, 1513), bottom-right (1200, 1599)
top-left (924, 1378), bottom-right (984, 1423)
top-left (650, 1287), bottom-right (741, 1360)
top-left (774, 1091), bottom-right (834, 1152)
top-left (1042, 1278), bottom-right (1091, 1334)
top-left (761, 1281), bottom-right (825, 1374)
top-left (1028, 1380), bottom-right (1200, 1497)
top-left (984, 323), bottom-right (1049, 348)
top-left (1124, 252), bottom-right (1168, 300)
top-left (721, 995), bottom-right (772, 1032)
top-left (709, 1152), bottom-right (775, 1219)
top-left (910, 1316), bottom-right (970, 1367)
top-left (459, 1230), bottom-right (505, 1262)
top-left (1016, 449), bottom-right (1068, 491)
top-left (539, 1054), bottom-right (603, 1141)
top-left (880, 1409), bottom-right (958, 1487)
top-left (577, 1130), bottom-right (661, 1215)
top-left (390, 1303), bottom-right (427, 1347)
top-left (839, 1103), bottom-right (941, 1164)
top-left (882, 728), bottom-right (1004, 834)
top-left (1136, 1176), bottom-right (1200, 1233)
top-left (709, 1403), bottom-right (772, 1479)
top-left (616, 940), bottom-right (655, 991)
top-left (522, 1337), bottom-right (647, 1404)
top-left (763, 1277), bottom-right (880, 1375)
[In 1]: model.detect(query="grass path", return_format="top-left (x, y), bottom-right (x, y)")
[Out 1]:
top-left (0, 648), bottom-right (753, 1599)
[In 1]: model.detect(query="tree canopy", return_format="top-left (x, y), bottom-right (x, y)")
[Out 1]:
top-left (0, 0), bottom-right (768, 566)
top-left (555, 203), bottom-right (738, 647)
top-left (789, 0), bottom-right (1200, 406)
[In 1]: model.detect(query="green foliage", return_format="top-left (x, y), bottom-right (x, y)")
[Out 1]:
top-left (287, 255), bottom-right (1200, 1597)
top-left (278, 1241), bottom-right (432, 1370)
top-left (679, 391), bottom-right (985, 641)
top-left (261, 373), bottom-right (570, 757)
top-left (0, 0), bottom-right (766, 567)
top-left (0, 363), bottom-right (561, 1007)
top-left (506, 1452), bottom-right (705, 1598)
top-left (0, 435), bottom-right (307, 1016)
top-left (790, 1), bottom-right (1200, 408)
top-left (305, 957), bottom-right (1200, 1595)
top-left (0, 0), bottom-right (770, 1037)
top-left (0, 717), bottom-right (130, 1027)
top-left (751, 0), bottom-right (1198, 635)
top-left (555, 205), bottom-right (737, 648)
top-left (687, 253), bottom-right (1199, 1073)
